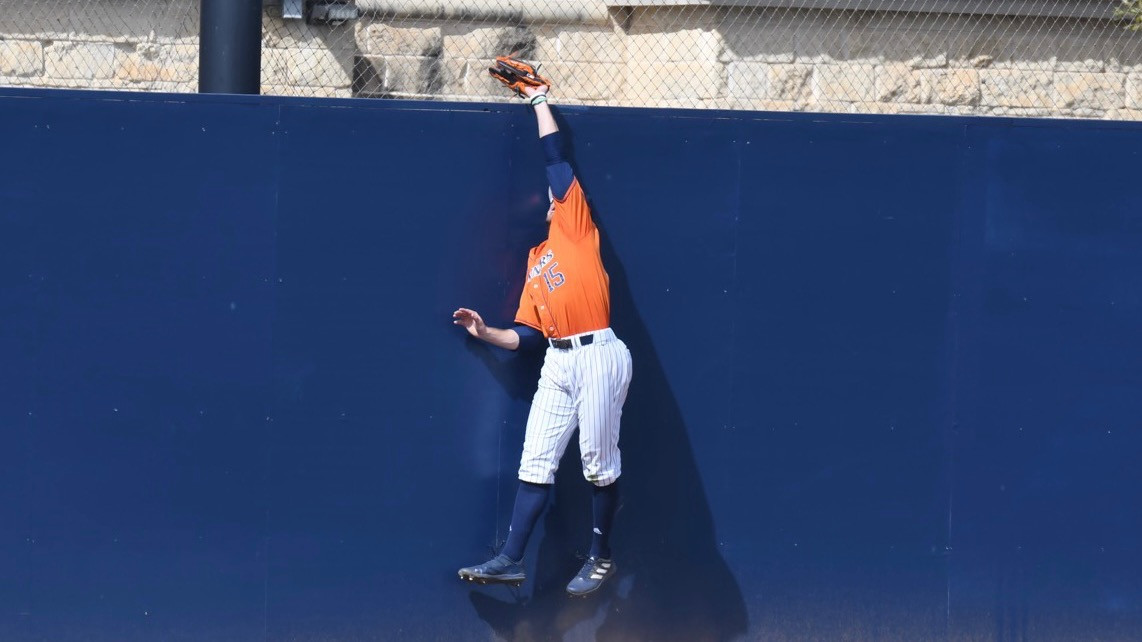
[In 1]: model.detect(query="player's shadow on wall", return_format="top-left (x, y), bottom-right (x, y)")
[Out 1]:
top-left (464, 220), bottom-right (749, 641)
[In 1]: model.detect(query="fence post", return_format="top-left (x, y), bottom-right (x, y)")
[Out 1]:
top-left (199, 0), bottom-right (263, 94)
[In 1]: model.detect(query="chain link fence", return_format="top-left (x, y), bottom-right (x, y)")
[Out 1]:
top-left (1, 1), bottom-right (1141, 120)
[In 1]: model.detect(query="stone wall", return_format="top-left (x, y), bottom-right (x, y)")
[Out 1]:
top-left (1, 1), bottom-right (1140, 120)
top-left (0, 0), bottom-right (199, 93)
top-left (350, 6), bottom-right (1142, 120)
top-left (0, 1), bottom-right (358, 97)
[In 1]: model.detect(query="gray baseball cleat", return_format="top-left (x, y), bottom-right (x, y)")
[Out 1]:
top-left (458, 554), bottom-right (526, 586)
top-left (565, 557), bottom-right (615, 596)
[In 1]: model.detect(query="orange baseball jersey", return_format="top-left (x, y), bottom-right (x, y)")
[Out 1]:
top-left (514, 178), bottom-right (611, 339)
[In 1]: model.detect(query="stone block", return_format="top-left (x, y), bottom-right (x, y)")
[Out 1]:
top-left (765, 64), bottom-right (813, 103)
top-left (264, 14), bottom-right (349, 50)
top-left (114, 42), bottom-right (195, 83)
top-left (558, 28), bottom-right (623, 63)
top-left (1106, 108), bottom-right (1142, 122)
top-left (727, 61), bottom-right (768, 100)
top-left (44, 41), bottom-right (123, 80)
top-left (626, 29), bottom-right (722, 64)
top-left (436, 59), bottom-right (469, 96)
top-left (875, 63), bottom-right (930, 103)
top-left (261, 50), bottom-right (291, 86)
top-left (143, 81), bottom-right (195, 95)
top-left (286, 45), bottom-right (353, 88)
top-left (985, 106), bottom-right (1055, 118)
top-left (913, 54), bottom-right (949, 70)
top-left (719, 12), bottom-right (795, 64)
top-left (813, 100), bottom-right (857, 115)
top-left (945, 105), bottom-right (985, 117)
top-left (1053, 58), bottom-right (1107, 74)
top-left (742, 99), bottom-right (798, 113)
top-left (262, 84), bottom-right (351, 99)
top-left (1128, 74), bottom-right (1142, 109)
top-left (114, 56), bottom-right (169, 83)
top-left (382, 55), bottom-right (445, 95)
top-left (1065, 108), bottom-right (1107, 120)
top-left (857, 102), bottom-right (946, 115)
top-left (356, 22), bottom-right (442, 57)
top-left (440, 23), bottom-right (556, 65)
top-left (623, 62), bottom-right (725, 101)
top-left (262, 84), bottom-right (296, 97)
top-left (541, 61), bottom-right (623, 101)
top-left (850, 102), bottom-right (889, 115)
top-left (0, 40), bottom-right (44, 77)
top-left (443, 25), bottom-right (538, 59)
top-left (369, 56), bottom-right (466, 98)
top-left (1054, 72), bottom-right (1124, 110)
top-left (705, 97), bottom-right (746, 110)
top-left (33, 75), bottom-right (123, 90)
top-left (932, 69), bottom-right (981, 106)
top-left (814, 65), bottom-right (875, 103)
top-left (530, 25), bottom-right (561, 64)
top-left (460, 58), bottom-right (527, 98)
top-left (980, 69), bottom-right (1054, 109)
top-left (169, 42), bottom-right (199, 64)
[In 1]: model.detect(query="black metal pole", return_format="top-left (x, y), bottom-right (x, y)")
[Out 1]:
top-left (199, 0), bottom-right (262, 94)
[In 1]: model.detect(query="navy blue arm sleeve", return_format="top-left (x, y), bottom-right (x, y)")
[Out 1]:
top-left (541, 132), bottom-right (574, 200)
top-left (514, 324), bottom-right (545, 351)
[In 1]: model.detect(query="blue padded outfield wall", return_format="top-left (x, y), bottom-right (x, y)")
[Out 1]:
top-left (1, 88), bottom-right (1141, 641)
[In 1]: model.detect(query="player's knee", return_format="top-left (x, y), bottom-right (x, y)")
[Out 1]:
top-left (581, 459), bottom-right (619, 486)
top-left (583, 470), bottom-right (618, 487)
top-left (519, 459), bottom-right (559, 485)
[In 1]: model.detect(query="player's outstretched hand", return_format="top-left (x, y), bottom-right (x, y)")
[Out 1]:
top-left (452, 308), bottom-right (487, 339)
top-left (522, 84), bottom-right (548, 100)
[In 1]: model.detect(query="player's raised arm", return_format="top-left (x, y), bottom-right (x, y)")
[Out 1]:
top-left (522, 85), bottom-right (575, 203)
top-left (487, 57), bottom-right (576, 202)
top-left (523, 84), bottom-right (575, 202)
top-left (522, 85), bottom-right (557, 137)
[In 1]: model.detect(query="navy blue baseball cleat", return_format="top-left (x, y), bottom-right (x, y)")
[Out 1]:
top-left (566, 557), bottom-right (615, 596)
top-left (458, 554), bottom-right (526, 586)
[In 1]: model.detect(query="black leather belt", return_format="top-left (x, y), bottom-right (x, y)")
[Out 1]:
top-left (549, 333), bottom-right (594, 350)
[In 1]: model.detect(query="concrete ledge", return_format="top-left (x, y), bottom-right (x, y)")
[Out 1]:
top-left (356, 0), bottom-right (612, 25)
top-left (606, 0), bottom-right (1118, 20)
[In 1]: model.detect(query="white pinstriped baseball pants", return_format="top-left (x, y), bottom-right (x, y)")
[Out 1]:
top-left (518, 328), bottom-right (633, 487)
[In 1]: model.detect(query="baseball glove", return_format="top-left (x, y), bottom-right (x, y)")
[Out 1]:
top-left (488, 55), bottom-right (551, 97)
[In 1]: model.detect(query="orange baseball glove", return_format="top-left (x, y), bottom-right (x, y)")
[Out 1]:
top-left (488, 56), bottom-right (551, 97)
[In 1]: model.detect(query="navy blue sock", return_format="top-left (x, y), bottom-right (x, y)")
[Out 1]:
top-left (589, 481), bottom-right (619, 559)
top-left (501, 481), bottom-right (550, 562)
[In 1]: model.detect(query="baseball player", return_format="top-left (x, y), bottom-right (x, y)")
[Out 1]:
top-left (453, 59), bottom-right (633, 597)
